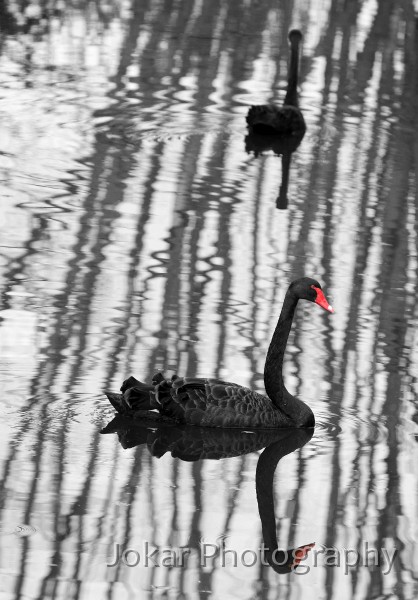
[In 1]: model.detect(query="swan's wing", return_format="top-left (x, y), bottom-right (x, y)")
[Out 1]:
top-left (170, 376), bottom-right (270, 409)
top-left (171, 376), bottom-right (237, 391)
top-left (155, 375), bottom-right (274, 427)
top-left (107, 372), bottom-right (287, 427)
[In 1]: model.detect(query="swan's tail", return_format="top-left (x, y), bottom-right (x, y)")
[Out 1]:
top-left (106, 392), bottom-right (125, 411)
top-left (105, 371), bottom-right (182, 417)
top-left (246, 105), bottom-right (278, 134)
top-left (106, 376), bottom-right (157, 414)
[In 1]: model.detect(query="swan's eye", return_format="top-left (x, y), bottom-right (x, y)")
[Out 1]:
top-left (310, 284), bottom-right (318, 297)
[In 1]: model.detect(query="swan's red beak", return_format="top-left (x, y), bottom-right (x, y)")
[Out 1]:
top-left (312, 286), bottom-right (334, 313)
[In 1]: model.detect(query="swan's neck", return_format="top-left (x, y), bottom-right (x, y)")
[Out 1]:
top-left (264, 289), bottom-right (297, 403)
top-left (264, 289), bottom-right (314, 427)
top-left (284, 40), bottom-right (300, 107)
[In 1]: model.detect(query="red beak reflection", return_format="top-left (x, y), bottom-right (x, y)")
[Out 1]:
top-left (291, 542), bottom-right (316, 569)
top-left (312, 286), bottom-right (334, 313)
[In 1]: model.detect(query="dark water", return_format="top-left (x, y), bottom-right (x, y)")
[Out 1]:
top-left (0, 1), bottom-right (418, 598)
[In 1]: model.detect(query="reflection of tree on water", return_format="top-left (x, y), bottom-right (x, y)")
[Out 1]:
top-left (102, 417), bottom-right (314, 573)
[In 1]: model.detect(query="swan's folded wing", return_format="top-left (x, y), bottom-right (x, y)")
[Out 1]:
top-left (155, 376), bottom-right (275, 427)
top-left (170, 376), bottom-right (237, 391)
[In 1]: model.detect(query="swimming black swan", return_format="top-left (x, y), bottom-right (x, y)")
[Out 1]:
top-left (246, 29), bottom-right (305, 137)
top-left (256, 428), bottom-right (314, 573)
top-left (106, 277), bottom-right (334, 429)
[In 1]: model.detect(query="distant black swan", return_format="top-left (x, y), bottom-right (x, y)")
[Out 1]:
top-left (106, 277), bottom-right (334, 429)
top-left (246, 29), bottom-right (305, 137)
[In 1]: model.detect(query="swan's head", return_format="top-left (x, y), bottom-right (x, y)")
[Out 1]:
top-left (288, 29), bottom-right (303, 44)
top-left (290, 277), bottom-right (334, 313)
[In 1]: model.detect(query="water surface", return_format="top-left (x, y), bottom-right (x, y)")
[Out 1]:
top-left (0, 1), bottom-right (417, 599)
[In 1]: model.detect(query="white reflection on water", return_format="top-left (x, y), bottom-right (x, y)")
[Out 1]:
top-left (0, 0), bottom-right (418, 599)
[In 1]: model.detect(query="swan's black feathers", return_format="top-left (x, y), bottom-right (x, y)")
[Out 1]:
top-left (246, 105), bottom-right (305, 136)
top-left (108, 373), bottom-right (295, 428)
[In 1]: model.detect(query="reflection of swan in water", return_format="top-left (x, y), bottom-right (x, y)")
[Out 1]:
top-left (256, 428), bottom-right (314, 573)
top-left (245, 135), bottom-right (298, 210)
top-left (245, 30), bottom-right (306, 210)
top-left (106, 278), bottom-right (334, 429)
top-left (101, 415), bottom-right (292, 460)
top-left (101, 418), bottom-right (314, 573)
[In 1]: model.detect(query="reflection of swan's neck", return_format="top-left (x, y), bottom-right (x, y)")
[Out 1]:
top-left (277, 152), bottom-right (292, 210)
top-left (264, 289), bottom-right (297, 405)
top-left (284, 40), bottom-right (300, 107)
top-left (256, 444), bottom-right (283, 554)
top-left (255, 431), bottom-right (313, 573)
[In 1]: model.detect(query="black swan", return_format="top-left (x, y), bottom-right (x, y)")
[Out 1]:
top-left (256, 428), bottom-right (314, 573)
top-left (246, 29), bottom-right (305, 137)
top-left (101, 419), bottom-right (315, 573)
top-left (105, 277), bottom-right (334, 429)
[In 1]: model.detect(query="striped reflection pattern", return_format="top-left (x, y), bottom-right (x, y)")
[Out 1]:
top-left (0, 1), bottom-right (417, 599)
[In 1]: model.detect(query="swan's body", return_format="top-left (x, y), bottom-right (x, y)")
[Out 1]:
top-left (246, 105), bottom-right (304, 136)
top-left (106, 277), bottom-right (334, 429)
top-left (108, 374), bottom-right (301, 429)
top-left (246, 30), bottom-right (305, 137)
